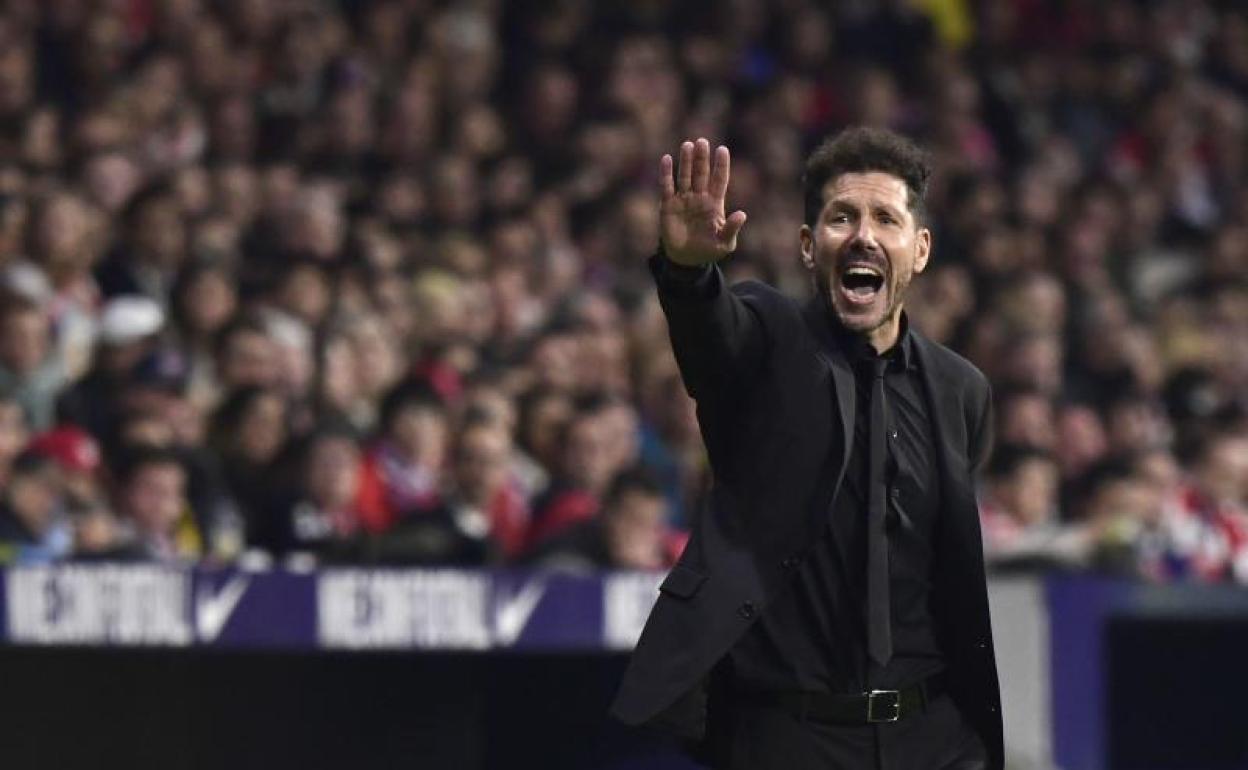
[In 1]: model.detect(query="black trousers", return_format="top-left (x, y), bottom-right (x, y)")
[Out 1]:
top-left (711, 692), bottom-right (988, 770)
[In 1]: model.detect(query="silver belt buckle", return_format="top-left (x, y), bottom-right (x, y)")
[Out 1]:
top-left (867, 689), bottom-right (901, 722)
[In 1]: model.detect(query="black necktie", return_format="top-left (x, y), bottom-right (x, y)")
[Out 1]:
top-left (867, 356), bottom-right (892, 666)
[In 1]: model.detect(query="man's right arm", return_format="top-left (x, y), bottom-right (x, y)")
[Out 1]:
top-left (651, 138), bottom-right (761, 401)
top-left (649, 247), bottom-right (766, 402)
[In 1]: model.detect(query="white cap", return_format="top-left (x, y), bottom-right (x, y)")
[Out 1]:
top-left (98, 295), bottom-right (165, 345)
top-left (0, 261), bottom-right (52, 303)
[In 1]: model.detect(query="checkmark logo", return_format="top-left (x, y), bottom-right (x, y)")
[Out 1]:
top-left (196, 574), bottom-right (250, 642)
top-left (493, 578), bottom-right (546, 645)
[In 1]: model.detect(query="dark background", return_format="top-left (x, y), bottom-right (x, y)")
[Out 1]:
top-left (0, 648), bottom-right (692, 770)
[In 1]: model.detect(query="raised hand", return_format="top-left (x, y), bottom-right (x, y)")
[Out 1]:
top-left (660, 138), bottom-right (748, 267)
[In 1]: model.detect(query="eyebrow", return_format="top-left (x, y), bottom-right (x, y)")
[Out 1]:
top-left (827, 198), bottom-right (905, 218)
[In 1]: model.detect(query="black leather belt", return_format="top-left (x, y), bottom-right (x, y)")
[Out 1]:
top-left (741, 671), bottom-right (947, 725)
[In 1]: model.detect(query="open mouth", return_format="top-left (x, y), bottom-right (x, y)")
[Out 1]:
top-left (839, 264), bottom-right (885, 304)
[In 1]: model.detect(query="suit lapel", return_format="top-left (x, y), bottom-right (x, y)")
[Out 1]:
top-left (910, 334), bottom-right (979, 549)
top-left (801, 296), bottom-right (854, 471)
top-left (801, 297), bottom-right (856, 571)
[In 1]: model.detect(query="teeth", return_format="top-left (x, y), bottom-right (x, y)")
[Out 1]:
top-left (845, 267), bottom-right (882, 277)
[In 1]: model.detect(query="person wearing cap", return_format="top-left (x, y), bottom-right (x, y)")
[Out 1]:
top-left (25, 424), bottom-right (133, 560)
top-left (117, 349), bottom-right (244, 563)
top-left (56, 294), bottom-right (165, 440)
top-left (27, 424), bottom-right (104, 509)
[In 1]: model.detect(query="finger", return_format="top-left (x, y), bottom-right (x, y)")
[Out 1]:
top-left (720, 210), bottom-right (748, 251)
top-left (692, 137), bottom-right (711, 194)
top-left (677, 141), bottom-right (693, 193)
top-left (710, 145), bottom-right (731, 203)
top-left (660, 154), bottom-right (675, 201)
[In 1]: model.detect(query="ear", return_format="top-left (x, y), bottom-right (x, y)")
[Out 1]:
top-left (913, 227), bottom-right (932, 275)
top-left (799, 224), bottom-right (815, 271)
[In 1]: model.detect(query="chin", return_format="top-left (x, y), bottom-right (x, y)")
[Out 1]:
top-left (829, 295), bottom-right (890, 333)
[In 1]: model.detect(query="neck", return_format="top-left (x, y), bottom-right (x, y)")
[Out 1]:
top-left (864, 310), bottom-right (902, 354)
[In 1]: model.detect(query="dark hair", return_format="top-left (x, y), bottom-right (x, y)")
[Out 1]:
top-left (604, 466), bottom-right (665, 511)
top-left (210, 385), bottom-right (286, 447)
top-left (985, 443), bottom-right (1052, 481)
top-left (114, 444), bottom-right (185, 486)
top-left (212, 312), bottom-right (269, 360)
top-left (1072, 455), bottom-right (1137, 505)
top-left (122, 180), bottom-right (178, 232)
top-left (0, 291), bottom-right (43, 323)
top-left (10, 449), bottom-right (57, 478)
top-left (802, 126), bottom-right (931, 226)
top-left (378, 378), bottom-right (446, 432)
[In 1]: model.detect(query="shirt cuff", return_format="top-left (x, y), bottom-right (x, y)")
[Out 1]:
top-left (649, 245), bottom-right (716, 297)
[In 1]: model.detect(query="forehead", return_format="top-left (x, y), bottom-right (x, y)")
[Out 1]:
top-left (821, 171), bottom-right (909, 209)
top-left (137, 462), bottom-right (184, 481)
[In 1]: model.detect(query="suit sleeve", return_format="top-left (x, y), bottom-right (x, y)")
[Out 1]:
top-left (969, 381), bottom-right (994, 476)
top-left (648, 249), bottom-right (767, 402)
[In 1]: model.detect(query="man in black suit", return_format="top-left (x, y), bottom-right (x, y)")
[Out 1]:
top-left (610, 127), bottom-right (1002, 770)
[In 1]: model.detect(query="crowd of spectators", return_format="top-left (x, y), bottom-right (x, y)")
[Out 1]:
top-left (0, 0), bottom-right (1243, 583)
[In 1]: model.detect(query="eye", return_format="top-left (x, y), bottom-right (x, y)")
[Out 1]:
top-left (877, 211), bottom-right (897, 225)
top-left (830, 212), bottom-right (849, 224)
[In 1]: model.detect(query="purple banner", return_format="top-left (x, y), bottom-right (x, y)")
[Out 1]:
top-left (0, 564), bottom-right (662, 651)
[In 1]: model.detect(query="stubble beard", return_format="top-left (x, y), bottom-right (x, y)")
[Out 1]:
top-left (817, 264), bottom-right (912, 335)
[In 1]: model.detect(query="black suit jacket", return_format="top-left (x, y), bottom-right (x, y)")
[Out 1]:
top-left (610, 256), bottom-right (1003, 769)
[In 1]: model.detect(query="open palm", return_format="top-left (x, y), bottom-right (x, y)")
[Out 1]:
top-left (660, 138), bottom-right (748, 267)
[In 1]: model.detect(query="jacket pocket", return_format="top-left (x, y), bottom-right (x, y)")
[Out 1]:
top-left (659, 563), bottom-right (707, 600)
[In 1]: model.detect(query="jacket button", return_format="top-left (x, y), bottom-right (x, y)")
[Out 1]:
top-left (737, 601), bottom-right (757, 620)
top-left (781, 555), bottom-right (801, 571)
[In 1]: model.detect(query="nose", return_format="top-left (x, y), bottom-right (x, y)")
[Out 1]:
top-left (849, 216), bottom-right (880, 253)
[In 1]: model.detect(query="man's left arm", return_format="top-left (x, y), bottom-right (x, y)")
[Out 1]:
top-left (969, 381), bottom-right (994, 476)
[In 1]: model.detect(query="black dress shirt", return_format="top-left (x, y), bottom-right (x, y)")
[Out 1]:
top-left (730, 310), bottom-right (944, 695)
top-left (655, 257), bottom-right (946, 694)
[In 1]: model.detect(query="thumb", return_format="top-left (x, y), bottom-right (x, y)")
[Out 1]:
top-left (720, 210), bottom-right (748, 251)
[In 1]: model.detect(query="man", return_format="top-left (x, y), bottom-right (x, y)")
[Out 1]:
top-left (0, 293), bottom-right (67, 431)
top-left (527, 466), bottom-right (681, 571)
top-left (979, 443), bottom-right (1087, 569)
top-left (0, 450), bottom-right (72, 564)
top-left (113, 445), bottom-right (200, 562)
top-left (611, 128), bottom-right (1001, 770)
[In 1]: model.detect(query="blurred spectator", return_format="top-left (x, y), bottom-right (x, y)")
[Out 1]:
top-left (96, 183), bottom-right (188, 303)
top-left (1077, 457), bottom-right (1170, 579)
top-left (0, 451), bottom-right (72, 564)
top-left (209, 386), bottom-right (290, 540)
top-left (169, 263), bottom-right (238, 409)
top-left (26, 424), bottom-right (102, 510)
top-left (526, 395), bottom-right (620, 550)
top-left (1151, 430), bottom-right (1248, 583)
top-left (0, 293), bottom-right (65, 430)
top-left (513, 386), bottom-right (573, 498)
top-left (0, 390), bottom-right (29, 486)
top-left (262, 423), bottom-right (381, 559)
top-left (57, 294), bottom-right (164, 438)
top-left (112, 445), bottom-right (199, 563)
top-left (528, 467), bottom-right (682, 571)
top-left (994, 387), bottom-right (1057, 452)
top-left (359, 379), bottom-right (450, 528)
top-left (214, 314), bottom-right (281, 393)
top-left (446, 415), bottom-right (529, 560)
top-left (979, 444), bottom-right (1089, 569)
